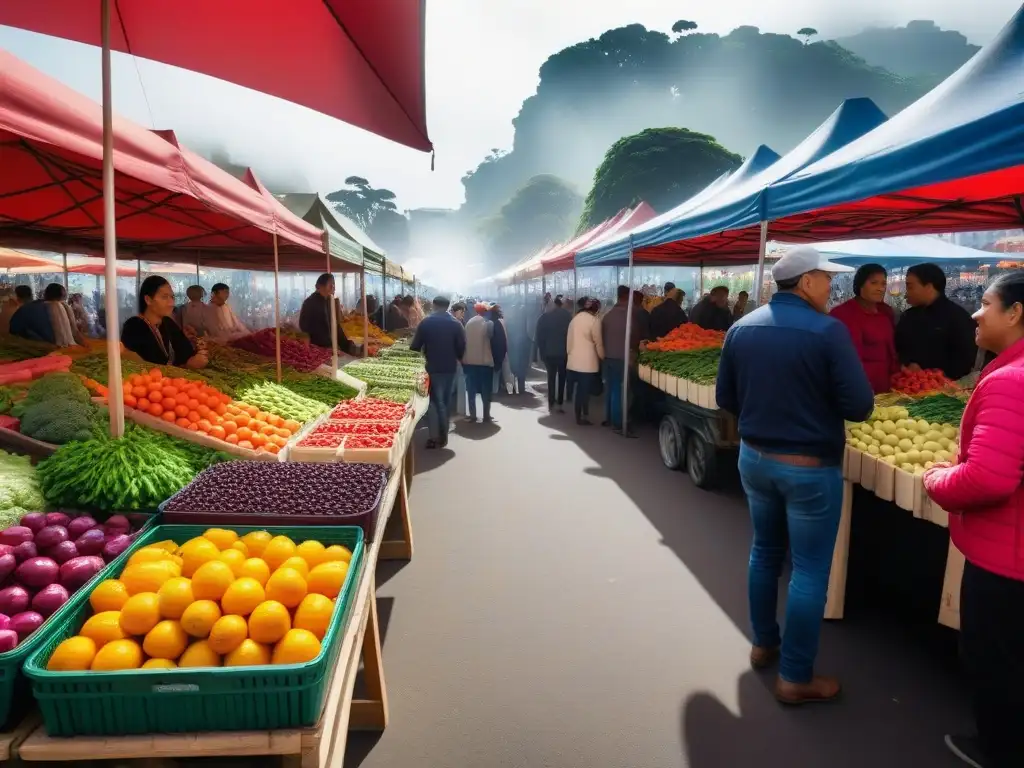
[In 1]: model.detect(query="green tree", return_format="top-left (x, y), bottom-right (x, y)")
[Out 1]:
top-left (325, 176), bottom-right (410, 258)
top-left (482, 175), bottom-right (582, 266)
top-left (672, 20), bottom-right (698, 35)
top-left (325, 176), bottom-right (398, 230)
top-left (578, 128), bottom-right (741, 232)
top-left (797, 27), bottom-right (819, 44)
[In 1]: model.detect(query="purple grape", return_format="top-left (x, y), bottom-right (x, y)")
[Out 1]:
top-left (162, 461), bottom-right (386, 516)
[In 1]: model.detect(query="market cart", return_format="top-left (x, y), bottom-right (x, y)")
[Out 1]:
top-left (639, 365), bottom-right (739, 489)
top-left (10, 396), bottom-right (426, 767)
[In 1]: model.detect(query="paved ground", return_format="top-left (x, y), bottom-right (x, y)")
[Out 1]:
top-left (345, 380), bottom-right (971, 768)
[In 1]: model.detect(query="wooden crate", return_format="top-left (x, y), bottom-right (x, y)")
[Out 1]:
top-left (938, 539), bottom-right (965, 630)
top-left (874, 460), bottom-right (896, 502)
top-left (859, 453), bottom-right (877, 491)
top-left (894, 469), bottom-right (923, 514)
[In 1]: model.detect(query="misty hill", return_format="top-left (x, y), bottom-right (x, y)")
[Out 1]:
top-left (835, 20), bottom-right (979, 83)
top-left (461, 23), bottom-right (964, 222)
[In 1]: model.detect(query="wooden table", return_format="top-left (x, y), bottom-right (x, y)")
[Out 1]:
top-left (826, 446), bottom-right (963, 630)
top-left (14, 396), bottom-right (427, 767)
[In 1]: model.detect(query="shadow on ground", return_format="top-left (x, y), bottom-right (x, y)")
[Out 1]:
top-left (534, 380), bottom-right (969, 767)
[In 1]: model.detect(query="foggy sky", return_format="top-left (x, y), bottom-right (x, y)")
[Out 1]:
top-left (0, 0), bottom-right (1017, 211)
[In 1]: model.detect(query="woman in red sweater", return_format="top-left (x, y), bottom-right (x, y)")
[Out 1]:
top-left (829, 264), bottom-right (898, 393)
top-left (924, 271), bottom-right (1024, 768)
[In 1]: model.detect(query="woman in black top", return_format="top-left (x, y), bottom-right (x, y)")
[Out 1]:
top-left (121, 276), bottom-right (208, 369)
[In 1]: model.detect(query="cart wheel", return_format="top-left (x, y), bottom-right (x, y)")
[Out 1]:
top-left (658, 415), bottom-right (686, 470)
top-left (686, 432), bottom-right (719, 489)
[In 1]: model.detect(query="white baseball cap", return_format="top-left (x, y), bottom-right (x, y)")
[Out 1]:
top-left (771, 246), bottom-right (854, 282)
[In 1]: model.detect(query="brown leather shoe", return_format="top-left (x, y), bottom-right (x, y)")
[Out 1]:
top-left (775, 675), bottom-right (841, 705)
top-left (749, 646), bottom-right (780, 669)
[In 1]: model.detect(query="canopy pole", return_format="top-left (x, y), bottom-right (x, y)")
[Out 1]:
top-left (572, 266), bottom-right (578, 314)
top-left (329, 256), bottom-right (339, 377)
top-left (61, 252), bottom-right (68, 290)
top-left (361, 270), bottom-right (368, 359)
top-left (100, 0), bottom-right (124, 438)
top-left (272, 233), bottom-right (282, 384)
top-left (381, 258), bottom-right (388, 327)
top-left (195, 252), bottom-right (200, 284)
top-left (135, 259), bottom-right (140, 299)
top-left (753, 220), bottom-right (769, 306)
top-left (622, 236), bottom-right (635, 438)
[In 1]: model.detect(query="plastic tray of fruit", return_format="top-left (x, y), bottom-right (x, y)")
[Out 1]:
top-left (157, 462), bottom-right (387, 537)
top-left (328, 398), bottom-right (411, 421)
top-left (287, 431), bottom-right (344, 463)
top-left (338, 433), bottom-right (398, 465)
top-left (24, 523), bottom-right (365, 736)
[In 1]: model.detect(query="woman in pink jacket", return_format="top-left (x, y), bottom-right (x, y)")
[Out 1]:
top-left (923, 271), bottom-right (1024, 768)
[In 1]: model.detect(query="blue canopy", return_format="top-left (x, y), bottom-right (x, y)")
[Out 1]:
top-left (574, 145), bottom-right (781, 267)
top-left (769, 235), bottom-right (1004, 267)
top-left (766, 6), bottom-right (1024, 226)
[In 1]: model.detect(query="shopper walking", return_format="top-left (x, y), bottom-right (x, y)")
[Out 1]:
top-left (600, 285), bottom-right (641, 436)
top-left (567, 297), bottom-right (604, 425)
top-left (923, 271), bottom-right (1024, 768)
top-left (535, 295), bottom-right (572, 412)
top-left (716, 247), bottom-right (873, 705)
top-left (463, 303), bottom-right (495, 423)
top-left (410, 296), bottom-right (466, 449)
top-left (489, 304), bottom-right (509, 396)
top-left (690, 286), bottom-right (734, 331)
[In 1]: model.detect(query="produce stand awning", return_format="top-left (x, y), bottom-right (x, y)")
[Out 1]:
top-left (576, 145), bottom-right (781, 267)
top-left (0, 248), bottom-right (60, 270)
top-left (0, 51), bottom-right (333, 271)
top-left (764, 6), bottom-right (1024, 241)
top-left (619, 99), bottom-right (889, 265)
top-left (0, 0), bottom-right (432, 152)
top-left (274, 193), bottom-right (365, 271)
top-left (532, 207), bottom-right (633, 275)
top-left (770, 235), bottom-right (1005, 266)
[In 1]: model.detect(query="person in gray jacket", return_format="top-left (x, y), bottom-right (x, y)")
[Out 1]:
top-left (463, 302), bottom-right (495, 423)
top-left (535, 295), bottom-right (572, 412)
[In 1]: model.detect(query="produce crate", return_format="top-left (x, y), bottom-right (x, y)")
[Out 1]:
top-left (158, 462), bottom-right (388, 539)
top-left (24, 523), bottom-right (365, 737)
top-left (0, 513), bottom-right (155, 731)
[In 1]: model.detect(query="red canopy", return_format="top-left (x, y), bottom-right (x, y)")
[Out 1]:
top-left (546, 202), bottom-right (658, 272)
top-left (539, 208), bottom-right (637, 274)
top-left (0, 50), bottom-right (333, 271)
top-left (0, 0), bottom-right (431, 152)
top-left (0, 248), bottom-right (59, 270)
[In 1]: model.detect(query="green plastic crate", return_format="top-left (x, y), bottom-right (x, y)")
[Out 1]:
top-left (0, 512), bottom-right (161, 730)
top-left (24, 523), bottom-right (364, 737)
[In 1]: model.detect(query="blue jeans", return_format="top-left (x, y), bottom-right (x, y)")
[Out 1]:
top-left (427, 372), bottom-right (457, 443)
top-left (738, 442), bottom-right (843, 684)
top-left (603, 358), bottom-right (625, 428)
top-left (463, 365), bottom-right (492, 420)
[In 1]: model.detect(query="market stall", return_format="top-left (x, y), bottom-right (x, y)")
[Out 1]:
top-left (0, 336), bottom-right (428, 761)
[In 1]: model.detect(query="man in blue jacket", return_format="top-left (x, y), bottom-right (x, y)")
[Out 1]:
top-left (716, 246), bottom-right (873, 706)
top-left (411, 297), bottom-right (467, 450)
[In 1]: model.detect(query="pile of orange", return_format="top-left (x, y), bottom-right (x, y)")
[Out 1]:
top-left (47, 529), bottom-right (353, 672)
top-left (120, 369), bottom-right (299, 454)
top-left (646, 323), bottom-right (726, 353)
